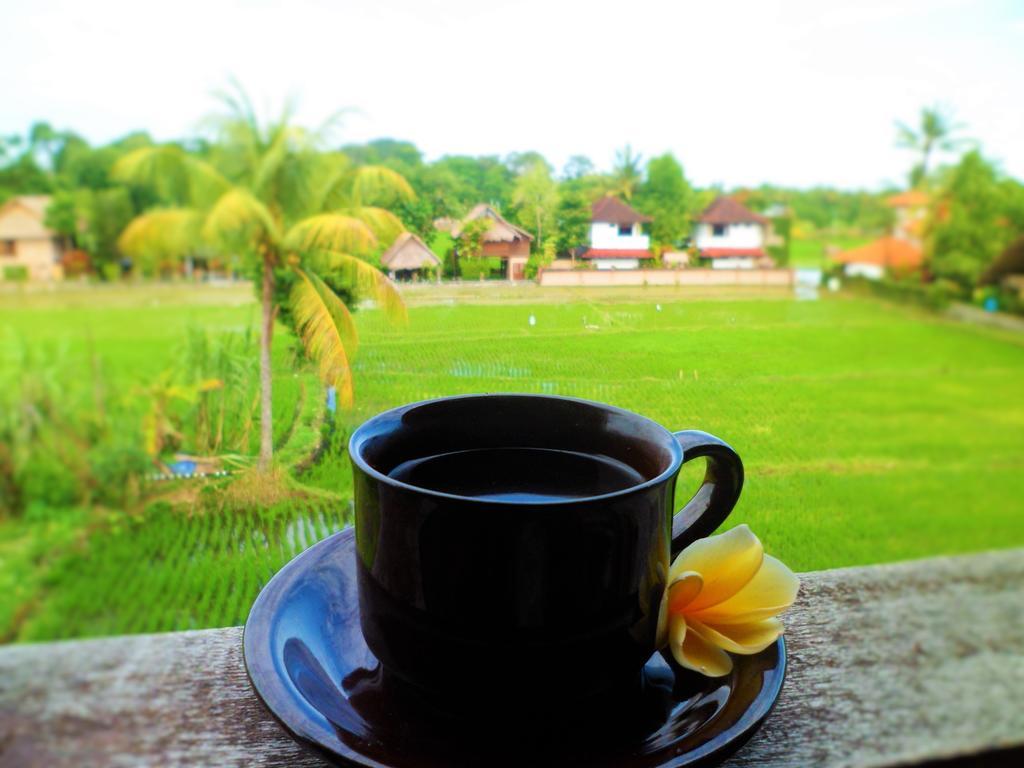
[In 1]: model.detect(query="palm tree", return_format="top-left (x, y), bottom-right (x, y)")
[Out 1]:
top-left (114, 90), bottom-right (412, 471)
top-left (611, 144), bottom-right (643, 200)
top-left (896, 105), bottom-right (971, 187)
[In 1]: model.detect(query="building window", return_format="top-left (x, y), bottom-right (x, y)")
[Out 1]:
top-left (618, 223), bottom-right (633, 236)
top-left (712, 224), bottom-right (727, 237)
top-left (0, 240), bottom-right (16, 257)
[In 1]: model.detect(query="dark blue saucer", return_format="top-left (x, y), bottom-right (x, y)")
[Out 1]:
top-left (243, 528), bottom-right (786, 767)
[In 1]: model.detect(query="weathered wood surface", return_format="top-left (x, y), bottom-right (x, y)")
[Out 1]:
top-left (1, 548), bottom-right (1022, 768)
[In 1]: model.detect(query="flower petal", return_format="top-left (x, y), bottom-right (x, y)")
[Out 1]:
top-left (669, 611), bottom-right (688, 650)
top-left (670, 620), bottom-right (734, 677)
top-left (667, 571), bottom-right (704, 614)
top-left (691, 555), bottom-right (799, 625)
top-left (689, 617), bottom-right (784, 655)
top-left (670, 524), bottom-right (764, 612)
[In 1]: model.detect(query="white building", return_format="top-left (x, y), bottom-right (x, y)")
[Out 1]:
top-left (581, 196), bottom-right (653, 270)
top-left (694, 197), bottom-right (770, 269)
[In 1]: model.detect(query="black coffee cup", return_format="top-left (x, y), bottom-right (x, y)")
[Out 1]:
top-left (349, 394), bottom-right (743, 707)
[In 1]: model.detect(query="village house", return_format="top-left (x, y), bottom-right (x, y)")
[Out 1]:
top-left (0, 195), bottom-right (63, 281)
top-left (580, 196), bottom-right (653, 270)
top-left (693, 196), bottom-right (770, 269)
top-left (452, 204), bottom-right (532, 280)
top-left (831, 190), bottom-right (928, 279)
top-left (832, 236), bottom-right (923, 280)
top-left (380, 232), bottom-right (441, 281)
top-left (886, 189), bottom-right (929, 246)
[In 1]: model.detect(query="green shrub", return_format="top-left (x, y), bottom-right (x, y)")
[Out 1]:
top-left (89, 439), bottom-right (150, 508)
top-left (845, 276), bottom-right (963, 311)
top-left (2, 265), bottom-right (29, 282)
top-left (16, 452), bottom-right (81, 508)
top-left (460, 257), bottom-right (502, 280)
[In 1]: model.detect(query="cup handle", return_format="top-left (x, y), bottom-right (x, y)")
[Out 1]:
top-left (671, 430), bottom-right (744, 558)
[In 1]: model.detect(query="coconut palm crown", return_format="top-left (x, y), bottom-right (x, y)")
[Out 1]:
top-left (114, 91), bottom-right (413, 470)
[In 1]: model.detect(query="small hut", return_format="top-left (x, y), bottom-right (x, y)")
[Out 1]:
top-left (0, 195), bottom-right (64, 281)
top-left (380, 232), bottom-right (442, 281)
top-left (980, 236), bottom-right (1024, 299)
top-left (452, 204), bottom-right (532, 280)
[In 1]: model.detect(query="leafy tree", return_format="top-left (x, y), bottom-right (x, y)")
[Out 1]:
top-left (927, 151), bottom-right (1024, 289)
top-left (0, 152), bottom-right (51, 200)
top-left (429, 230), bottom-right (456, 278)
top-left (611, 144), bottom-right (643, 200)
top-left (44, 189), bottom-right (81, 250)
top-left (562, 155), bottom-right (594, 180)
top-left (341, 138), bottom-right (423, 172)
top-left (426, 155), bottom-right (513, 212)
top-left (896, 105), bottom-right (972, 187)
top-left (553, 187), bottom-right (591, 256)
top-left (28, 122), bottom-right (68, 170)
top-left (635, 153), bottom-right (693, 248)
top-left (511, 160), bottom-right (557, 248)
top-left (114, 90), bottom-right (411, 470)
top-left (453, 217), bottom-right (490, 277)
top-left (505, 151), bottom-right (550, 177)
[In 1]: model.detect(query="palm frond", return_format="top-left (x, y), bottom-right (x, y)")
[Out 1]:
top-left (289, 267), bottom-right (358, 407)
top-left (112, 146), bottom-right (229, 204)
top-left (894, 121), bottom-right (920, 150)
top-left (213, 77), bottom-right (261, 138)
top-left (252, 124), bottom-right (311, 195)
top-left (318, 249), bottom-right (407, 324)
top-left (310, 153), bottom-right (355, 211)
top-left (118, 208), bottom-right (204, 261)
top-left (284, 214), bottom-right (377, 253)
top-left (202, 188), bottom-right (279, 245)
top-left (315, 107), bottom-right (358, 145)
top-left (343, 206), bottom-right (407, 246)
top-left (351, 165), bottom-right (416, 206)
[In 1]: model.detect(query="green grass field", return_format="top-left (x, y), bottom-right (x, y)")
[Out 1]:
top-left (2, 282), bottom-right (1023, 641)
top-left (790, 235), bottom-right (872, 267)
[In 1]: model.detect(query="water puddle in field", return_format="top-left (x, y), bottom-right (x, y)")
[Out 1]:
top-left (449, 361), bottom-right (533, 378)
top-left (282, 508), bottom-right (348, 551)
top-left (794, 269), bottom-right (822, 301)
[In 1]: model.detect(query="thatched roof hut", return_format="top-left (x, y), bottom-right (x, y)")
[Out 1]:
top-left (380, 232), bottom-right (442, 272)
top-left (452, 204), bottom-right (533, 247)
top-left (979, 236), bottom-right (1024, 299)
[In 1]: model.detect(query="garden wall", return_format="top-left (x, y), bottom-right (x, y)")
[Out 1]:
top-left (537, 268), bottom-right (794, 288)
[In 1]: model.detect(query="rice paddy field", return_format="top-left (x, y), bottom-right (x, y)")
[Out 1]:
top-left (2, 281), bottom-right (1023, 642)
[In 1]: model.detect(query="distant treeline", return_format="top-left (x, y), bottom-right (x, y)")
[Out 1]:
top-left (3, 122), bottom-right (1022, 291)
top-left (1, 125), bottom-right (894, 270)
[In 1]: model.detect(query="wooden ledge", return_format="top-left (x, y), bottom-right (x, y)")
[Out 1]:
top-left (1, 548), bottom-right (1023, 767)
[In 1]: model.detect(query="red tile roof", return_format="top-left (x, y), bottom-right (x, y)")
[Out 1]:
top-left (697, 196), bottom-right (768, 225)
top-left (581, 248), bottom-right (654, 259)
top-left (591, 196), bottom-right (652, 224)
top-left (886, 190), bottom-right (929, 208)
top-left (699, 248), bottom-right (766, 259)
top-left (832, 237), bottom-right (923, 269)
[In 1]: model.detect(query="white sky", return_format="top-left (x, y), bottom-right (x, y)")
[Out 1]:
top-left (3, 0), bottom-right (1022, 189)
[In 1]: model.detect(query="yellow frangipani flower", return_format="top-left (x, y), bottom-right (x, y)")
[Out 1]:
top-left (658, 524), bottom-right (799, 677)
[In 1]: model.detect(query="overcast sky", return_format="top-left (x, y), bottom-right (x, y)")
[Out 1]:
top-left (3, 0), bottom-right (1022, 189)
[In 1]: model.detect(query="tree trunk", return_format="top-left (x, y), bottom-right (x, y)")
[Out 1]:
top-left (258, 255), bottom-right (275, 472)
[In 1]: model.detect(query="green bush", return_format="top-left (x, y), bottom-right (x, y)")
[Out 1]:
top-left (2, 265), bottom-right (29, 282)
top-left (16, 452), bottom-right (81, 508)
top-left (767, 244), bottom-right (789, 266)
top-left (845, 276), bottom-right (963, 311)
top-left (460, 257), bottom-right (502, 280)
top-left (89, 439), bottom-right (150, 508)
